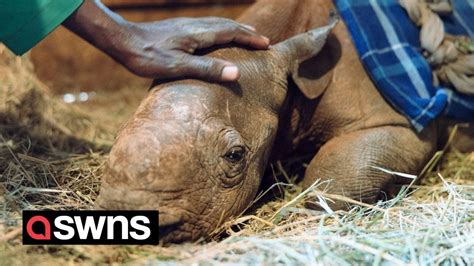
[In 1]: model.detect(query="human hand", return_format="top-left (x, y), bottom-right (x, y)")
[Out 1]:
top-left (115, 17), bottom-right (270, 81)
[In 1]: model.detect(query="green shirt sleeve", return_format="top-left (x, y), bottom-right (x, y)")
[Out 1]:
top-left (0, 0), bottom-right (84, 55)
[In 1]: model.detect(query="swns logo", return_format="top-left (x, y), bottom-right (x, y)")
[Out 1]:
top-left (23, 210), bottom-right (159, 245)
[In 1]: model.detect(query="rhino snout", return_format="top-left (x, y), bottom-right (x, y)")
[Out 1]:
top-left (95, 184), bottom-right (193, 243)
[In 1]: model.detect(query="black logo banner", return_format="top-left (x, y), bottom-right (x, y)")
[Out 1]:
top-left (23, 210), bottom-right (159, 245)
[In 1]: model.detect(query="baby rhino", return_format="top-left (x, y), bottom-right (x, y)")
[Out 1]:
top-left (96, 0), bottom-right (438, 243)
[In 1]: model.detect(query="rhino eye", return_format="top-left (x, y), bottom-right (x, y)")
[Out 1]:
top-left (223, 146), bottom-right (246, 163)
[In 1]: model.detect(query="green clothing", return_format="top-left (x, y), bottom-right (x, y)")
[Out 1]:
top-left (0, 0), bottom-right (83, 55)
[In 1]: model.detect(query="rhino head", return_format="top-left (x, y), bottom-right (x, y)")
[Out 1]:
top-left (95, 19), bottom-right (338, 243)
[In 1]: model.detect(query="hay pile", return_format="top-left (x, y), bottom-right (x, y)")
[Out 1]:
top-left (0, 45), bottom-right (114, 232)
top-left (0, 44), bottom-right (473, 265)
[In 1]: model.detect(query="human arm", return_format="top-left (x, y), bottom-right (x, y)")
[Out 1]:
top-left (62, 0), bottom-right (270, 81)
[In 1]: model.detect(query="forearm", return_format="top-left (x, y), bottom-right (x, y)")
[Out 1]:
top-left (62, 0), bottom-right (130, 59)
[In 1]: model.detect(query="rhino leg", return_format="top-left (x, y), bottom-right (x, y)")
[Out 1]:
top-left (302, 125), bottom-right (438, 210)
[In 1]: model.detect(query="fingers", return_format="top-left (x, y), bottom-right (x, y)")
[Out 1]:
top-left (167, 53), bottom-right (240, 82)
top-left (230, 27), bottom-right (270, 49)
top-left (196, 18), bottom-right (270, 50)
top-left (122, 46), bottom-right (240, 81)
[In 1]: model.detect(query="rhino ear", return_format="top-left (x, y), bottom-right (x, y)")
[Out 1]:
top-left (290, 42), bottom-right (337, 99)
top-left (273, 15), bottom-right (339, 99)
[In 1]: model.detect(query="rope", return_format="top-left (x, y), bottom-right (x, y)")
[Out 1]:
top-left (400, 0), bottom-right (474, 95)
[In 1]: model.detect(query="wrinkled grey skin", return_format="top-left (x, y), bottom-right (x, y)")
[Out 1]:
top-left (96, 0), bottom-right (440, 244)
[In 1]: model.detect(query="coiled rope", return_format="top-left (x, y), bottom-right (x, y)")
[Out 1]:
top-left (400, 0), bottom-right (474, 94)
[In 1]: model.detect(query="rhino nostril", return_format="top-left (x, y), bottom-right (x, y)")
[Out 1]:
top-left (159, 213), bottom-right (183, 241)
top-left (159, 222), bottom-right (180, 240)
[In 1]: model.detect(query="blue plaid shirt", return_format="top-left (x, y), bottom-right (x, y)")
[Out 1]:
top-left (334, 0), bottom-right (474, 131)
